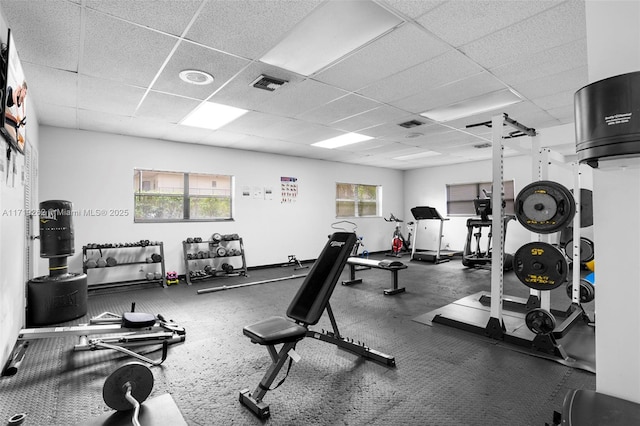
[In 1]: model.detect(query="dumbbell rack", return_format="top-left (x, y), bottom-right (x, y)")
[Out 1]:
top-left (182, 235), bottom-right (247, 285)
top-left (82, 241), bottom-right (166, 290)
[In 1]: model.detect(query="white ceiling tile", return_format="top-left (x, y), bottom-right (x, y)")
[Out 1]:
top-left (490, 38), bottom-right (587, 86)
top-left (391, 71), bottom-right (506, 113)
top-left (286, 125), bottom-right (344, 145)
top-left (79, 75), bottom-right (145, 116)
top-left (199, 130), bottom-right (248, 148)
top-left (135, 91), bottom-right (202, 123)
top-left (335, 139), bottom-right (394, 153)
top-left (85, 0), bottom-right (201, 36)
top-left (186, 0), bottom-right (323, 59)
top-left (23, 63), bottom-right (77, 109)
top-left (546, 104), bottom-right (576, 122)
top-left (0, 0), bottom-right (81, 71)
top-left (379, 0), bottom-right (445, 18)
top-left (257, 78), bottom-right (347, 117)
top-left (359, 115), bottom-right (437, 138)
top-left (511, 66), bottom-right (588, 100)
top-left (332, 105), bottom-right (410, 132)
top-left (358, 50), bottom-right (484, 103)
top-left (77, 109), bottom-right (132, 135)
top-left (219, 111), bottom-right (281, 135)
top-left (314, 23), bottom-right (451, 91)
top-left (210, 61), bottom-right (302, 111)
top-left (35, 102), bottom-right (77, 128)
top-left (82, 9), bottom-right (176, 87)
top-left (296, 94), bottom-right (382, 125)
top-left (153, 41), bottom-right (250, 101)
top-left (460, 0), bottom-right (586, 69)
top-left (244, 116), bottom-right (315, 140)
top-left (532, 90), bottom-right (575, 110)
top-left (122, 116), bottom-right (175, 139)
top-left (161, 123), bottom-right (214, 144)
top-left (418, 0), bottom-right (560, 47)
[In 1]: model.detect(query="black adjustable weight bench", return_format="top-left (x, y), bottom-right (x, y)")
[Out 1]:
top-left (239, 232), bottom-right (396, 419)
top-left (342, 257), bottom-right (408, 295)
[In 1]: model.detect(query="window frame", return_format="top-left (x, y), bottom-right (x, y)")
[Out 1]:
top-left (335, 182), bottom-right (381, 218)
top-left (133, 169), bottom-right (235, 223)
top-left (446, 180), bottom-right (515, 217)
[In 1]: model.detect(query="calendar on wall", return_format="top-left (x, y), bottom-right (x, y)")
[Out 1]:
top-left (281, 176), bottom-right (298, 203)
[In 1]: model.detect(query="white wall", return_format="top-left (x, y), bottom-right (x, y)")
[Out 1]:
top-left (37, 126), bottom-right (404, 282)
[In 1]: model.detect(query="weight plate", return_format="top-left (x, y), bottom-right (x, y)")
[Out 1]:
top-left (515, 181), bottom-right (575, 234)
top-left (212, 233), bottom-right (222, 242)
top-left (566, 278), bottom-right (595, 303)
top-left (103, 362), bottom-right (154, 411)
top-left (513, 242), bottom-right (568, 290)
top-left (525, 308), bottom-right (556, 335)
top-left (563, 237), bottom-right (595, 263)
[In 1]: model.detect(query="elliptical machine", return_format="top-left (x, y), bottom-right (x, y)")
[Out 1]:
top-left (462, 195), bottom-right (514, 270)
top-left (383, 213), bottom-right (412, 257)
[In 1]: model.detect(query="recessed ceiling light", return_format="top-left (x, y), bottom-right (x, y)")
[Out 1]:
top-left (260, 1), bottom-right (403, 76)
top-left (420, 88), bottom-right (523, 123)
top-left (393, 151), bottom-right (441, 161)
top-left (312, 132), bottom-right (373, 149)
top-left (179, 69), bottom-right (214, 85)
top-left (180, 102), bottom-right (248, 130)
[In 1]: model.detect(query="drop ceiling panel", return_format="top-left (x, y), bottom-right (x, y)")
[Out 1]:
top-left (359, 116), bottom-right (438, 139)
top-left (135, 91), bottom-right (201, 123)
top-left (122, 116), bottom-right (174, 139)
top-left (286, 124), bottom-right (344, 145)
top-left (83, 9), bottom-right (177, 87)
top-left (23, 63), bottom-right (77, 109)
top-left (391, 71), bottom-right (506, 113)
top-left (79, 75), bottom-right (146, 116)
top-left (161, 123), bottom-right (213, 144)
top-left (546, 105), bottom-right (575, 123)
top-left (257, 78), bottom-right (347, 117)
top-left (77, 109), bottom-right (132, 135)
top-left (511, 66), bottom-right (588, 100)
top-left (336, 138), bottom-right (394, 153)
top-left (1, 0), bottom-right (81, 71)
top-left (379, 0), bottom-right (445, 19)
top-left (199, 130), bottom-right (248, 148)
top-left (210, 61), bottom-right (302, 111)
top-left (490, 38), bottom-right (587, 86)
top-left (36, 103), bottom-right (76, 128)
top-left (85, 0), bottom-right (201, 36)
top-left (152, 41), bottom-right (251, 101)
top-left (417, 0), bottom-right (560, 47)
top-left (460, 1), bottom-right (586, 69)
top-left (314, 23), bottom-right (451, 92)
top-left (358, 50), bottom-right (484, 103)
top-left (532, 90), bottom-right (575, 110)
top-left (221, 111), bottom-right (295, 138)
top-left (244, 116), bottom-right (316, 140)
top-left (296, 94), bottom-right (382, 125)
top-left (331, 105), bottom-right (410, 133)
top-left (185, 0), bottom-right (323, 59)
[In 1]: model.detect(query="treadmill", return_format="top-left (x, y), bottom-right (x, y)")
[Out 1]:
top-left (410, 206), bottom-right (458, 264)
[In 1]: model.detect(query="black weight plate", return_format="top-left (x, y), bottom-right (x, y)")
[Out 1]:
top-left (103, 362), bottom-right (154, 411)
top-left (515, 181), bottom-right (575, 234)
top-left (570, 188), bottom-right (594, 228)
top-left (563, 237), bottom-right (595, 263)
top-left (513, 242), bottom-right (568, 290)
top-left (566, 278), bottom-right (596, 303)
top-left (525, 308), bottom-right (556, 335)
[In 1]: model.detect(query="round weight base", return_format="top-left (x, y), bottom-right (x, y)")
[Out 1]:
top-left (103, 362), bottom-right (154, 411)
top-left (27, 273), bottom-right (88, 326)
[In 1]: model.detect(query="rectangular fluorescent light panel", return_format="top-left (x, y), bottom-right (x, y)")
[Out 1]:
top-left (393, 151), bottom-right (441, 161)
top-left (420, 89), bottom-right (523, 123)
top-left (260, 1), bottom-right (403, 76)
top-left (312, 132), bottom-right (373, 149)
top-left (180, 102), bottom-right (248, 130)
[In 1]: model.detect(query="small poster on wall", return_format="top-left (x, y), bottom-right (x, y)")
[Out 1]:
top-left (281, 176), bottom-right (298, 203)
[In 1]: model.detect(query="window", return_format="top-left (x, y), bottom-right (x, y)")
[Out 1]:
top-left (134, 169), bottom-right (233, 222)
top-left (446, 180), bottom-right (515, 216)
top-left (336, 183), bottom-right (380, 218)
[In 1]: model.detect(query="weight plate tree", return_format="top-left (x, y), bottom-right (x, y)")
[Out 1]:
top-left (515, 180), bottom-right (575, 234)
top-left (513, 242), bottom-right (569, 291)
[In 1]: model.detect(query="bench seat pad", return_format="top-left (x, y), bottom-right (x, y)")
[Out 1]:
top-left (243, 316), bottom-right (307, 345)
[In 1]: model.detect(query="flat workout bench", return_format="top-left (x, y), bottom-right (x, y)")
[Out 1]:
top-left (342, 257), bottom-right (408, 295)
top-left (239, 232), bottom-right (396, 419)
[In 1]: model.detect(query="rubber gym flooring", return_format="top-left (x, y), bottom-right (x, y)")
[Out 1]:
top-left (0, 254), bottom-right (595, 425)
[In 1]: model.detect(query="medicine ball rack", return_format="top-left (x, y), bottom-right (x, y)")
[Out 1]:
top-left (82, 241), bottom-right (166, 290)
top-left (182, 233), bottom-right (247, 285)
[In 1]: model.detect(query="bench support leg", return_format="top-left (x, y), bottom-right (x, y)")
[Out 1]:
top-left (384, 270), bottom-right (405, 295)
top-left (239, 341), bottom-right (297, 419)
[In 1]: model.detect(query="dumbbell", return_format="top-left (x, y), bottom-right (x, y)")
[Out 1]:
top-left (154, 272), bottom-right (162, 280)
top-left (151, 253), bottom-right (162, 262)
top-left (204, 265), bottom-right (214, 275)
top-left (85, 259), bottom-right (98, 269)
top-left (194, 237), bottom-right (203, 243)
top-left (186, 237), bottom-right (194, 243)
top-left (221, 263), bottom-right (234, 274)
top-left (212, 233), bottom-right (222, 242)
top-left (145, 272), bottom-right (155, 280)
top-left (216, 246), bottom-right (227, 257)
top-left (106, 257), bottom-right (117, 267)
top-left (102, 362), bottom-right (154, 426)
top-left (97, 258), bottom-right (107, 268)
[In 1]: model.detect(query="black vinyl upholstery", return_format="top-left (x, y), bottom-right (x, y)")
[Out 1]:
top-left (286, 232), bottom-right (356, 325)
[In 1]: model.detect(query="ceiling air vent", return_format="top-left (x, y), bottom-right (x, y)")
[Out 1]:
top-left (398, 119), bottom-right (425, 128)
top-left (473, 143), bottom-right (492, 149)
top-left (251, 75), bottom-right (288, 92)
